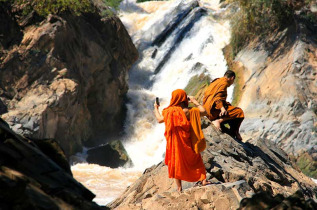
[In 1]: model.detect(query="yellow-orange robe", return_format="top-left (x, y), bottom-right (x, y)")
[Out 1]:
top-left (189, 108), bottom-right (206, 154)
top-left (203, 77), bottom-right (244, 121)
top-left (162, 89), bottom-right (206, 182)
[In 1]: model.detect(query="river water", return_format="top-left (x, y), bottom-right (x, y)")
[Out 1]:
top-left (71, 0), bottom-right (232, 205)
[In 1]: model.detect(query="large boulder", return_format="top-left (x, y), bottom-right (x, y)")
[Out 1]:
top-left (107, 120), bottom-right (317, 209)
top-left (0, 2), bottom-right (138, 157)
top-left (0, 118), bottom-right (105, 209)
top-left (86, 140), bottom-right (132, 168)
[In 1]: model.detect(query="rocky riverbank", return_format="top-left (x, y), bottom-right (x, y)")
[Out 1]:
top-left (108, 119), bottom-right (317, 209)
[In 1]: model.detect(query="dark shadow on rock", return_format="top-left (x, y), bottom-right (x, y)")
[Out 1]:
top-left (238, 190), bottom-right (317, 210)
top-left (86, 140), bottom-right (132, 168)
top-left (234, 135), bottom-right (312, 197)
top-left (0, 117), bottom-right (104, 209)
top-left (201, 118), bottom-right (316, 198)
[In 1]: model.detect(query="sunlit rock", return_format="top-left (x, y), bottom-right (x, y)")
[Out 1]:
top-left (107, 120), bottom-right (317, 209)
top-left (0, 1), bottom-right (138, 157)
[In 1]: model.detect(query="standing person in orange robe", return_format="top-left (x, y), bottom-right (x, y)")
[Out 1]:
top-left (154, 89), bottom-right (209, 192)
top-left (203, 70), bottom-right (244, 140)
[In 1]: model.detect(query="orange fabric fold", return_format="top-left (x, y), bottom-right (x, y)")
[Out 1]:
top-left (189, 108), bottom-right (206, 154)
top-left (203, 77), bottom-right (229, 120)
top-left (162, 89), bottom-right (206, 182)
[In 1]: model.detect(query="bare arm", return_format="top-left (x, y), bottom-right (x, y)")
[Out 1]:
top-left (188, 96), bottom-right (207, 116)
top-left (219, 106), bottom-right (228, 117)
top-left (154, 103), bottom-right (164, 123)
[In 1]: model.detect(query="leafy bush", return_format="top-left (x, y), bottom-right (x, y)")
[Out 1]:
top-left (229, 0), bottom-right (315, 55)
top-left (0, 0), bottom-right (122, 16)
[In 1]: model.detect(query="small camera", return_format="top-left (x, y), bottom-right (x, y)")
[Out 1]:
top-left (156, 97), bottom-right (160, 106)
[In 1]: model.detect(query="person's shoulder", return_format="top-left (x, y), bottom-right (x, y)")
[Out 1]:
top-left (218, 77), bottom-right (229, 86)
top-left (182, 107), bottom-right (189, 113)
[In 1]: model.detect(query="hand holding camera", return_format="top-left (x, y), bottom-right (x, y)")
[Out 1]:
top-left (154, 97), bottom-right (160, 109)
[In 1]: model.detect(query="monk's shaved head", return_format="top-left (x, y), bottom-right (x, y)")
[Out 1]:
top-left (224, 70), bottom-right (236, 79)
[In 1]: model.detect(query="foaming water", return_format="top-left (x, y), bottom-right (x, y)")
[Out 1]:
top-left (121, 0), bottom-right (232, 170)
top-left (71, 164), bottom-right (142, 205)
top-left (72, 0), bottom-right (232, 205)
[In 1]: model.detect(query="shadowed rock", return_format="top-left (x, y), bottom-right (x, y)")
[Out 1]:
top-left (238, 190), bottom-right (317, 210)
top-left (87, 140), bottom-right (132, 168)
top-left (0, 118), bottom-right (106, 209)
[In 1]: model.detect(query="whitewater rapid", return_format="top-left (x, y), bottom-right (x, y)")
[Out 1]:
top-left (71, 0), bottom-right (232, 205)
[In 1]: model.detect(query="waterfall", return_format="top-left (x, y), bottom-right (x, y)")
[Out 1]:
top-left (71, 0), bottom-right (233, 205)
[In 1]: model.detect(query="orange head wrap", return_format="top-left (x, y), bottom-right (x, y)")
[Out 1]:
top-left (167, 89), bottom-right (188, 108)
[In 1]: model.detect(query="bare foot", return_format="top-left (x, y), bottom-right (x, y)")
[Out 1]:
top-left (211, 120), bottom-right (222, 131)
top-left (202, 179), bottom-right (212, 186)
top-left (177, 187), bottom-right (182, 192)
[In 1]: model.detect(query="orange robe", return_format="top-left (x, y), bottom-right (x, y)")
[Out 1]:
top-left (189, 108), bottom-right (206, 154)
top-left (203, 77), bottom-right (244, 121)
top-left (162, 89), bottom-right (206, 182)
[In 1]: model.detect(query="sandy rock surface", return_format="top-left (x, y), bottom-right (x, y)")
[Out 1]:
top-left (108, 120), bottom-right (317, 209)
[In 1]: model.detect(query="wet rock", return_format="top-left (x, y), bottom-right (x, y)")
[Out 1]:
top-left (87, 140), bottom-right (132, 168)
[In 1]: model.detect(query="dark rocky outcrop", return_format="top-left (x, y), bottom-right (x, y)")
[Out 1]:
top-left (238, 190), bottom-right (317, 210)
top-left (86, 140), bottom-right (132, 168)
top-left (0, 2), bottom-right (138, 157)
top-left (0, 118), bottom-right (106, 209)
top-left (33, 138), bottom-right (73, 175)
top-left (107, 119), bottom-right (317, 209)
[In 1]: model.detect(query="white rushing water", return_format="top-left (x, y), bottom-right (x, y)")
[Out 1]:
top-left (71, 0), bottom-right (232, 205)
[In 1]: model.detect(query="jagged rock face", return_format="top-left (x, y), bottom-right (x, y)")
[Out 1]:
top-left (107, 120), bottom-right (317, 209)
top-left (235, 18), bottom-right (316, 172)
top-left (0, 118), bottom-right (105, 209)
top-left (0, 3), bottom-right (138, 156)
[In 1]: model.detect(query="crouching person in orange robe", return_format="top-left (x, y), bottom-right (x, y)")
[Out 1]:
top-left (203, 70), bottom-right (244, 140)
top-left (154, 89), bottom-right (209, 192)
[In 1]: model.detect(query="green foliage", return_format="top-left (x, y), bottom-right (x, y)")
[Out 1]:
top-left (136, 0), bottom-right (167, 3)
top-left (229, 0), bottom-right (298, 55)
top-left (105, 0), bottom-right (122, 11)
top-left (0, 0), bottom-right (122, 17)
top-left (296, 153), bottom-right (317, 178)
top-left (184, 73), bottom-right (211, 103)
